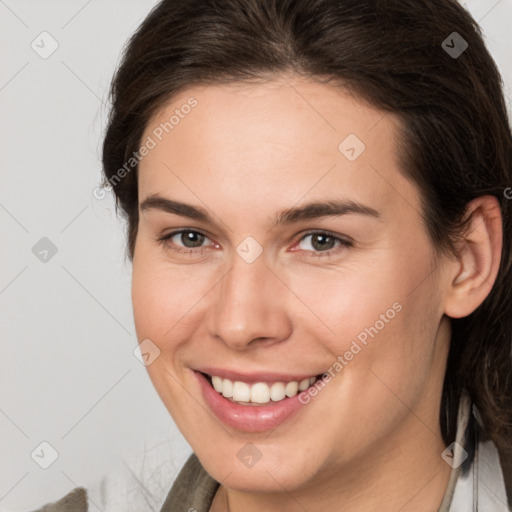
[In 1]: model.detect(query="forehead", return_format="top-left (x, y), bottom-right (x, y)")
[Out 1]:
top-left (138, 76), bottom-right (421, 221)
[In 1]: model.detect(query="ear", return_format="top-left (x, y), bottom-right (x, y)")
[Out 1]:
top-left (444, 195), bottom-right (503, 319)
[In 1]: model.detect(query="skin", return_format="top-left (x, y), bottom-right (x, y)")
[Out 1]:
top-left (131, 75), bottom-right (502, 512)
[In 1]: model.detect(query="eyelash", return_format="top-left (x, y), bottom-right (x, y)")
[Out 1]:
top-left (156, 229), bottom-right (353, 258)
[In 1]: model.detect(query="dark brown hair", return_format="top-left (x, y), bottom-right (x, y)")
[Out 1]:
top-left (102, 0), bottom-right (512, 476)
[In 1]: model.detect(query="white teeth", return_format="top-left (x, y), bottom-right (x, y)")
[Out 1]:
top-left (209, 374), bottom-right (317, 404)
top-left (232, 381), bottom-right (251, 402)
top-left (212, 376), bottom-right (223, 393)
top-left (298, 378), bottom-right (310, 391)
top-left (221, 379), bottom-right (233, 398)
top-left (285, 381), bottom-right (299, 397)
top-left (251, 382), bottom-right (270, 403)
top-left (270, 382), bottom-right (285, 401)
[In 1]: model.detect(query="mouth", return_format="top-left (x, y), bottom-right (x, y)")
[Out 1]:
top-left (200, 371), bottom-right (323, 406)
top-left (193, 369), bottom-right (326, 432)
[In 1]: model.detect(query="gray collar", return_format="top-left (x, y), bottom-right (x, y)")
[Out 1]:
top-left (438, 390), bottom-right (510, 511)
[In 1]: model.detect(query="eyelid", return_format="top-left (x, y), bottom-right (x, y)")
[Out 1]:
top-left (290, 229), bottom-right (353, 257)
top-left (157, 228), bottom-right (217, 250)
top-left (295, 229), bottom-right (353, 245)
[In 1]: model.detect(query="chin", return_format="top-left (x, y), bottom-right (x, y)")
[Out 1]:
top-left (198, 447), bottom-right (318, 494)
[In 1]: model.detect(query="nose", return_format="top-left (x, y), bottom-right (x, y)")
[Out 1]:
top-left (207, 250), bottom-right (292, 351)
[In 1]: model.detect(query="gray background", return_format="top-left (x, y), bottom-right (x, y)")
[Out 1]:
top-left (1, 1), bottom-right (511, 511)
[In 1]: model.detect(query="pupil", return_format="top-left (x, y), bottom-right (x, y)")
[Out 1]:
top-left (312, 234), bottom-right (334, 251)
top-left (183, 231), bottom-right (204, 248)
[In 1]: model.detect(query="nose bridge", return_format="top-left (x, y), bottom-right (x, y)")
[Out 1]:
top-left (208, 249), bottom-right (290, 349)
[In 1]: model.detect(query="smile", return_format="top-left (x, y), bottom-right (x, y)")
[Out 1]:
top-left (194, 370), bottom-right (324, 432)
top-left (207, 373), bottom-right (320, 405)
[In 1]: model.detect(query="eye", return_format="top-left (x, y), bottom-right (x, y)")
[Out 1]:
top-left (157, 229), bottom-right (215, 254)
top-left (294, 230), bottom-right (353, 257)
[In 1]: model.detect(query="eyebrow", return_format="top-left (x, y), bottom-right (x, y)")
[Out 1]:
top-left (140, 194), bottom-right (381, 227)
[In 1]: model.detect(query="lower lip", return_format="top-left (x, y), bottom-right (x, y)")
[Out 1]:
top-left (194, 371), bottom-right (308, 432)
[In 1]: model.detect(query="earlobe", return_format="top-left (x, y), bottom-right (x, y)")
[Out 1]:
top-left (444, 195), bottom-right (503, 319)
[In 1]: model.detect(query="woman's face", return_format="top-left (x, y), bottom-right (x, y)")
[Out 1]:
top-left (132, 76), bottom-right (453, 493)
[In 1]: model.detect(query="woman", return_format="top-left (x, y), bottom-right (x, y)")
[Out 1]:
top-left (37, 0), bottom-right (512, 510)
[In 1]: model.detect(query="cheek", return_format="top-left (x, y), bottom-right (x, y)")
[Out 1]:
top-left (300, 241), bottom-right (440, 382)
top-left (131, 250), bottom-right (211, 343)
top-left (282, 255), bottom-right (407, 348)
top-left (130, 255), bottom-right (210, 431)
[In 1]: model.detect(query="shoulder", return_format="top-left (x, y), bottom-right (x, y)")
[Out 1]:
top-left (30, 487), bottom-right (88, 512)
top-left (159, 453), bottom-right (219, 512)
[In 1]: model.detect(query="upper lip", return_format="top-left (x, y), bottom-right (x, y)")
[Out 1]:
top-left (195, 367), bottom-right (321, 384)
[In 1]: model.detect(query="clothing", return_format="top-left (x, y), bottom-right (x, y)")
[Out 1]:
top-left (32, 391), bottom-right (511, 512)
top-left (437, 391), bottom-right (511, 511)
